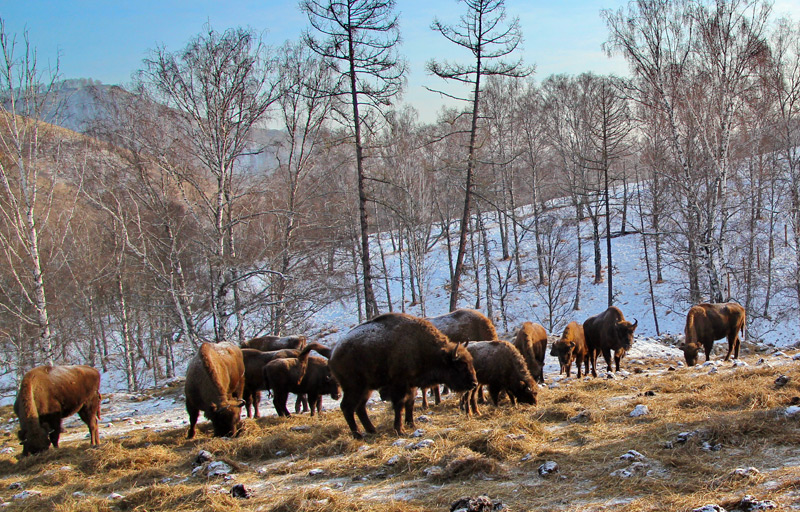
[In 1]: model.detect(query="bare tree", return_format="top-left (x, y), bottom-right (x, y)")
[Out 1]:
top-left (428, 0), bottom-right (531, 311)
top-left (302, 0), bottom-right (406, 320)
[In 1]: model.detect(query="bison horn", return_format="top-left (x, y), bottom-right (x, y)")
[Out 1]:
top-left (632, 318), bottom-right (638, 330)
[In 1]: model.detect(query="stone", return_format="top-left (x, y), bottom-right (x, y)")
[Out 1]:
top-left (630, 405), bottom-right (649, 417)
top-left (423, 466), bottom-right (444, 477)
top-left (8, 483), bottom-right (22, 490)
top-left (701, 441), bottom-right (722, 451)
top-left (230, 484), bottom-right (250, 499)
top-left (676, 431), bottom-right (696, 443)
top-left (412, 439), bottom-right (435, 450)
top-left (107, 493), bottom-right (125, 500)
top-left (12, 490), bottom-right (41, 500)
top-left (793, 353), bottom-right (800, 361)
top-left (620, 450), bottom-right (646, 461)
top-left (737, 495), bottom-right (777, 510)
top-left (692, 505), bottom-right (726, 512)
top-left (733, 360), bottom-right (748, 367)
top-left (450, 495), bottom-right (505, 512)
top-left (290, 425), bottom-right (311, 432)
top-left (411, 429), bottom-right (425, 438)
top-left (775, 375), bottom-right (790, 387)
top-left (391, 439), bottom-right (408, 447)
top-left (194, 450), bottom-right (214, 467)
top-left (569, 410), bottom-right (591, 423)
top-left (308, 468), bottom-right (325, 476)
top-left (732, 467), bottom-right (760, 479)
top-left (417, 415), bottom-right (430, 423)
top-left (538, 461), bottom-right (558, 477)
top-left (708, 367), bottom-right (718, 375)
top-left (206, 461), bottom-right (233, 477)
top-left (611, 462), bottom-right (649, 478)
top-left (386, 455), bottom-right (401, 466)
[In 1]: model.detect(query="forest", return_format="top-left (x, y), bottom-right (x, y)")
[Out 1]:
top-left (1, 0), bottom-right (799, 393)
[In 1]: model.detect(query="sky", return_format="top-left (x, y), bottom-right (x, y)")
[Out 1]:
top-left (4, 0), bottom-right (800, 124)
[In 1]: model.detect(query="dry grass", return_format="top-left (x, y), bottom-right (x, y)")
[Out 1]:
top-left (1, 353), bottom-right (799, 511)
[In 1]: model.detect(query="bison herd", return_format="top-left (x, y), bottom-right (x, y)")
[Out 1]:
top-left (13, 302), bottom-right (747, 453)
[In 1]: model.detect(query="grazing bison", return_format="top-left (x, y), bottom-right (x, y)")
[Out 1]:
top-left (680, 302), bottom-right (746, 366)
top-left (462, 341), bottom-right (537, 417)
top-left (329, 312), bottom-right (477, 438)
top-left (423, 308), bottom-right (497, 406)
top-left (550, 321), bottom-right (589, 378)
top-left (277, 356), bottom-right (341, 416)
top-left (240, 334), bottom-right (306, 352)
top-left (242, 343), bottom-right (330, 418)
top-left (262, 345), bottom-right (320, 417)
top-left (185, 342), bottom-right (246, 439)
top-left (14, 365), bottom-right (101, 456)
top-left (583, 306), bottom-right (638, 377)
top-left (514, 322), bottom-right (548, 383)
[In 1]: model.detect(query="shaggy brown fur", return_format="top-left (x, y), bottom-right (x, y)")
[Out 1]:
top-left (242, 343), bottom-right (330, 418)
top-left (329, 312), bottom-right (477, 438)
top-left (260, 345), bottom-right (319, 416)
top-left (14, 365), bottom-right (101, 456)
top-left (461, 341), bottom-right (537, 416)
top-left (583, 306), bottom-right (638, 377)
top-left (681, 302), bottom-right (746, 366)
top-left (240, 334), bottom-right (307, 352)
top-left (550, 321), bottom-right (589, 378)
top-left (267, 356), bottom-right (341, 417)
top-left (185, 342), bottom-right (246, 439)
top-left (514, 322), bottom-right (548, 383)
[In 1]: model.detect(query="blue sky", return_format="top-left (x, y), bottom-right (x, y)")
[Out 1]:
top-left (4, 0), bottom-right (800, 123)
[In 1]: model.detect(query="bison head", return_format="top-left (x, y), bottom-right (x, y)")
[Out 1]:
top-left (442, 343), bottom-right (477, 392)
top-left (680, 341), bottom-right (702, 366)
top-left (511, 379), bottom-right (538, 405)
top-left (207, 399), bottom-right (245, 438)
top-left (617, 318), bottom-right (638, 350)
top-left (18, 424), bottom-right (53, 456)
top-left (554, 341), bottom-right (575, 375)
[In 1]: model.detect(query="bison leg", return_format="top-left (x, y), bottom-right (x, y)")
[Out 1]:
top-left (469, 388), bottom-right (480, 416)
top-left (403, 390), bottom-right (416, 430)
top-left (725, 332), bottom-right (741, 361)
top-left (589, 349), bottom-right (598, 378)
top-left (78, 401), bottom-right (100, 446)
top-left (272, 389), bottom-right (291, 417)
top-left (614, 352), bottom-right (622, 372)
top-left (186, 402), bottom-right (200, 439)
top-left (601, 348), bottom-right (613, 373)
top-left (341, 388), bottom-right (375, 438)
top-left (421, 387), bottom-right (429, 409)
top-left (253, 391), bottom-right (261, 418)
top-left (432, 385), bottom-right (441, 405)
top-left (388, 387), bottom-right (412, 434)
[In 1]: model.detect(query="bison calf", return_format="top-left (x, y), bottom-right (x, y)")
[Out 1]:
top-left (681, 302), bottom-right (746, 366)
top-left (514, 322), bottom-right (548, 383)
top-left (550, 321), bottom-right (589, 378)
top-left (185, 342), bottom-right (246, 439)
top-left (329, 313), bottom-right (477, 438)
top-left (462, 341), bottom-right (537, 416)
top-left (14, 365), bottom-right (101, 456)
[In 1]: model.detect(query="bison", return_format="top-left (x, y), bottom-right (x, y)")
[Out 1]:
top-left (267, 356), bottom-right (341, 417)
top-left (261, 345), bottom-right (321, 417)
top-left (241, 343), bottom-right (330, 418)
top-left (423, 308), bottom-right (497, 406)
top-left (462, 341), bottom-right (537, 416)
top-left (185, 342), bottom-right (246, 439)
top-left (240, 334), bottom-right (306, 352)
top-left (514, 322), bottom-right (548, 383)
top-left (680, 302), bottom-right (746, 366)
top-left (14, 365), bottom-right (101, 456)
top-left (329, 312), bottom-right (477, 438)
top-left (583, 306), bottom-right (638, 377)
top-left (550, 321), bottom-right (589, 378)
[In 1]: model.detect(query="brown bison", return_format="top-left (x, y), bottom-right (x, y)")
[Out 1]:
top-left (680, 302), bottom-right (746, 366)
top-left (329, 312), bottom-right (477, 438)
top-left (514, 322), bottom-right (548, 383)
top-left (240, 334), bottom-right (306, 352)
top-left (261, 345), bottom-right (321, 417)
top-left (267, 356), bottom-right (340, 417)
top-left (241, 343), bottom-right (330, 418)
top-left (583, 306), bottom-right (638, 377)
top-left (14, 365), bottom-right (101, 456)
top-left (550, 321), bottom-right (589, 378)
top-left (185, 342), bottom-right (246, 439)
top-left (462, 341), bottom-right (537, 416)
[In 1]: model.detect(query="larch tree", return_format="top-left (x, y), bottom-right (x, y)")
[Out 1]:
top-left (428, 0), bottom-right (531, 312)
top-left (301, 0), bottom-right (406, 320)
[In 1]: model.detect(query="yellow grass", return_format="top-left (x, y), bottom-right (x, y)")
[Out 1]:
top-left (0, 353), bottom-right (799, 511)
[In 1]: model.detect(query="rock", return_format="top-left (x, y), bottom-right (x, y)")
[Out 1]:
top-left (774, 351), bottom-right (788, 357)
top-left (505, 433), bottom-right (525, 440)
top-left (668, 366), bottom-right (677, 371)
top-left (708, 367), bottom-right (718, 375)
top-left (194, 450), bottom-right (214, 467)
top-left (107, 493), bottom-right (125, 500)
top-left (702, 361), bottom-right (716, 367)
top-left (391, 439), bottom-right (408, 447)
top-left (606, 372), bottom-right (615, 379)
top-left (701, 441), bottom-right (721, 451)
top-left (733, 360), bottom-right (748, 367)
top-left (790, 397), bottom-right (800, 406)
top-left (72, 491), bottom-right (87, 497)
top-left (756, 358), bottom-right (766, 365)
top-left (8, 483), bottom-right (22, 490)
top-left (793, 353), bottom-right (800, 361)
top-left (230, 484), bottom-right (250, 499)
top-left (290, 425), bottom-right (311, 432)
top-left (0, 447), bottom-right (14, 454)
top-left (275, 450), bottom-right (287, 457)
top-left (630, 405), bottom-right (649, 417)
top-left (520, 453), bottom-right (532, 462)
top-left (782, 405), bottom-right (800, 417)
top-left (677, 431), bottom-right (697, 444)
top-left (569, 410), bottom-right (591, 423)
top-left (732, 467), bottom-right (760, 479)
top-left (386, 455), bottom-right (401, 466)
top-left (737, 495), bottom-right (777, 510)
top-left (411, 429), bottom-right (425, 438)
top-left (663, 441), bottom-right (674, 449)
top-left (12, 490), bottom-right (41, 500)
top-left (206, 461), bottom-right (233, 477)
top-left (450, 495), bottom-right (505, 512)
top-left (412, 439), bottom-right (435, 450)
top-left (548, 382), bottom-right (560, 389)
top-left (611, 461), bottom-right (649, 478)
top-left (308, 468), bottom-right (325, 476)
top-left (417, 415), bottom-right (430, 423)
top-left (423, 466), bottom-right (444, 477)
top-left (775, 375), bottom-right (790, 388)
top-left (620, 450), bottom-right (646, 461)
top-left (692, 505), bottom-right (726, 512)
top-left (538, 461), bottom-right (559, 477)
top-left (644, 390), bottom-right (656, 397)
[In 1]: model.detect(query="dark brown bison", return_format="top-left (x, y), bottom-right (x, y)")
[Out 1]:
top-left (14, 365), bottom-right (101, 456)
top-left (269, 356), bottom-right (341, 417)
top-left (423, 308), bottom-right (497, 406)
top-left (680, 302), bottom-right (746, 366)
top-left (240, 334), bottom-right (306, 352)
top-left (185, 342), bottom-right (246, 439)
top-left (514, 322), bottom-right (548, 383)
top-left (583, 306), bottom-right (638, 377)
top-left (550, 321), bottom-right (589, 378)
top-left (241, 343), bottom-right (330, 418)
top-left (329, 312), bottom-right (477, 438)
top-left (261, 345), bottom-right (321, 417)
top-left (462, 341), bottom-right (537, 416)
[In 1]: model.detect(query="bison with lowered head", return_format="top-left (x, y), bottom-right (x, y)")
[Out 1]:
top-left (514, 322), bottom-right (548, 383)
top-left (550, 321), bottom-right (589, 378)
top-left (583, 306), bottom-right (637, 377)
top-left (240, 334), bottom-right (306, 352)
top-left (462, 340), bottom-right (537, 416)
top-left (681, 302), bottom-right (746, 366)
top-left (185, 342), bottom-right (246, 439)
top-left (329, 312), bottom-right (477, 438)
top-left (14, 365), bottom-right (101, 456)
